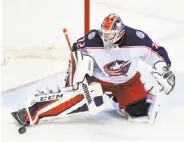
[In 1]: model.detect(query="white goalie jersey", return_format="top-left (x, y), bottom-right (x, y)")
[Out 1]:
top-left (65, 27), bottom-right (171, 87)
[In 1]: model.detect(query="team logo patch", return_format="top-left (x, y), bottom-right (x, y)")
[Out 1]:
top-left (136, 31), bottom-right (145, 39)
top-left (88, 32), bottom-right (96, 39)
top-left (104, 60), bottom-right (131, 76)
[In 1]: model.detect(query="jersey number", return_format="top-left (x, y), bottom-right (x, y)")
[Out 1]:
top-left (77, 36), bottom-right (85, 49)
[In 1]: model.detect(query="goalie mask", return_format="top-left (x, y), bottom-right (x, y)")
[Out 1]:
top-left (99, 13), bottom-right (125, 49)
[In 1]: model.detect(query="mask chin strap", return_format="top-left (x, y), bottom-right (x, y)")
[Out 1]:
top-left (104, 40), bottom-right (119, 49)
top-left (101, 36), bottom-right (112, 49)
top-left (100, 30), bottom-right (118, 49)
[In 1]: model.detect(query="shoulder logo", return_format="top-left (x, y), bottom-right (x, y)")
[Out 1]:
top-left (88, 32), bottom-right (96, 40)
top-left (136, 31), bottom-right (145, 39)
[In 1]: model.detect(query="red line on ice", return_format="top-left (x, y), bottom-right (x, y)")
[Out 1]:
top-left (1, 72), bottom-right (63, 95)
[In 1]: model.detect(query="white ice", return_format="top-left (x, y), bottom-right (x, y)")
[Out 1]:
top-left (1, 0), bottom-right (184, 142)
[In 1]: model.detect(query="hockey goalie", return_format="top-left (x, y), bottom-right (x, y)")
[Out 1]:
top-left (12, 13), bottom-right (175, 127)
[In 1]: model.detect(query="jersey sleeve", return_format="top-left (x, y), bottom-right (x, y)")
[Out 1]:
top-left (72, 36), bottom-right (86, 52)
top-left (72, 29), bottom-right (102, 52)
top-left (139, 32), bottom-right (171, 67)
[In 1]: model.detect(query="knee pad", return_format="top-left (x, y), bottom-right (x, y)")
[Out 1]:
top-left (125, 99), bottom-right (150, 117)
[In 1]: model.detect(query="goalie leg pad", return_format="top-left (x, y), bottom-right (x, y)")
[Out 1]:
top-left (26, 94), bottom-right (85, 125)
top-left (125, 99), bottom-right (150, 117)
top-left (24, 82), bottom-right (104, 125)
top-left (116, 86), bottom-right (164, 124)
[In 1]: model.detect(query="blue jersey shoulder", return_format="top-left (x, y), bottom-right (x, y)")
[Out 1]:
top-left (121, 26), bottom-right (153, 48)
top-left (72, 29), bottom-right (103, 51)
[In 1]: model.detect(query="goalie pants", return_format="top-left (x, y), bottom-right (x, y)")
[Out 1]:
top-left (89, 72), bottom-right (148, 109)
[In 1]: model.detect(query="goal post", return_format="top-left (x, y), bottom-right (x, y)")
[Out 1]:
top-left (84, 0), bottom-right (90, 34)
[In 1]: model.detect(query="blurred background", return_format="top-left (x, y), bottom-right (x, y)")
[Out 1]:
top-left (2, 0), bottom-right (184, 91)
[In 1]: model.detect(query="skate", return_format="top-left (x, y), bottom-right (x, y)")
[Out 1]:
top-left (11, 108), bottom-right (30, 127)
